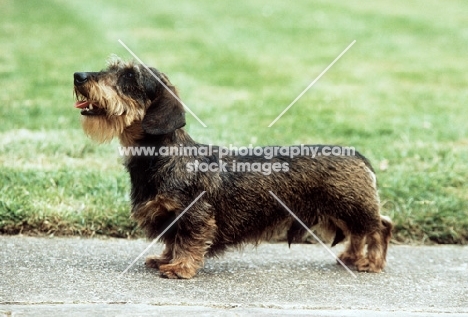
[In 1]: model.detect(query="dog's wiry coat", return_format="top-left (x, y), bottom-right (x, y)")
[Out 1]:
top-left (73, 59), bottom-right (392, 278)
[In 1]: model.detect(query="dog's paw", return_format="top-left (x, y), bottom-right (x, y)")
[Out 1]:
top-left (159, 262), bottom-right (197, 279)
top-left (145, 255), bottom-right (170, 269)
top-left (337, 252), bottom-right (357, 265)
top-left (355, 257), bottom-right (383, 273)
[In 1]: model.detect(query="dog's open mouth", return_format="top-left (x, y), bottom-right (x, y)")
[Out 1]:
top-left (74, 100), bottom-right (106, 116)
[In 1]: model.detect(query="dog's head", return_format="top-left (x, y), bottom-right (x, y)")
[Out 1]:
top-left (73, 58), bottom-right (185, 143)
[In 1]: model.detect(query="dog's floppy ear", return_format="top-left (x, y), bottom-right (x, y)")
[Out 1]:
top-left (141, 87), bottom-right (186, 135)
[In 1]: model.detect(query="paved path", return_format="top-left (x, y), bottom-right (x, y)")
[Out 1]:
top-left (1, 236), bottom-right (467, 316)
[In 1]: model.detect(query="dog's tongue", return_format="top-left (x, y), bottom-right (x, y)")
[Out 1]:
top-left (74, 101), bottom-right (89, 109)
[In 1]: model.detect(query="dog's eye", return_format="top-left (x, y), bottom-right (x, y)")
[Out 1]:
top-left (120, 68), bottom-right (137, 81)
top-left (123, 71), bottom-right (135, 79)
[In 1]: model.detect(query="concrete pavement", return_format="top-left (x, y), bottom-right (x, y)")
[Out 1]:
top-left (1, 236), bottom-right (467, 316)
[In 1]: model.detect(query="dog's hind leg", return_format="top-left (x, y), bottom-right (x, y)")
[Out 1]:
top-left (337, 233), bottom-right (366, 267)
top-left (356, 215), bottom-right (393, 273)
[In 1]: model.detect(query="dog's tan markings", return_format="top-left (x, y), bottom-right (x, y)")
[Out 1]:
top-left (132, 194), bottom-right (182, 229)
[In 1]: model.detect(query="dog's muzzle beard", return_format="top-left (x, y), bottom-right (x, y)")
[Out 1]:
top-left (73, 69), bottom-right (148, 145)
top-left (73, 72), bottom-right (107, 116)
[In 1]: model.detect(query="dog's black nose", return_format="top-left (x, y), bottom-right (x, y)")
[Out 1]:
top-left (74, 72), bottom-right (89, 85)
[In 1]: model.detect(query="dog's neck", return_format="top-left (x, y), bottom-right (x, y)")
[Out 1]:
top-left (140, 129), bottom-right (196, 146)
top-left (120, 126), bottom-right (196, 149)
top-left (124, 128), bottom-right (197, 206)
top-left (119, 122), bottom-right (145, 147)
top-left (119, 123), bottom-right (196, 148)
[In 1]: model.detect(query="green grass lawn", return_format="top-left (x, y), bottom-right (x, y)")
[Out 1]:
top-left (1, 0), bottom-right (467, 243)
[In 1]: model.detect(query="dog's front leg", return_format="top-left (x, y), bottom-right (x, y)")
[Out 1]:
top-left (132, 196), bottom-right (179, 269)
top-left (159, 211), bottom-right (217, 279)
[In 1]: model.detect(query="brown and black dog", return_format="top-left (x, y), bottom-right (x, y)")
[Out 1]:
top-left (73, 58), bottom-right (392, 279)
